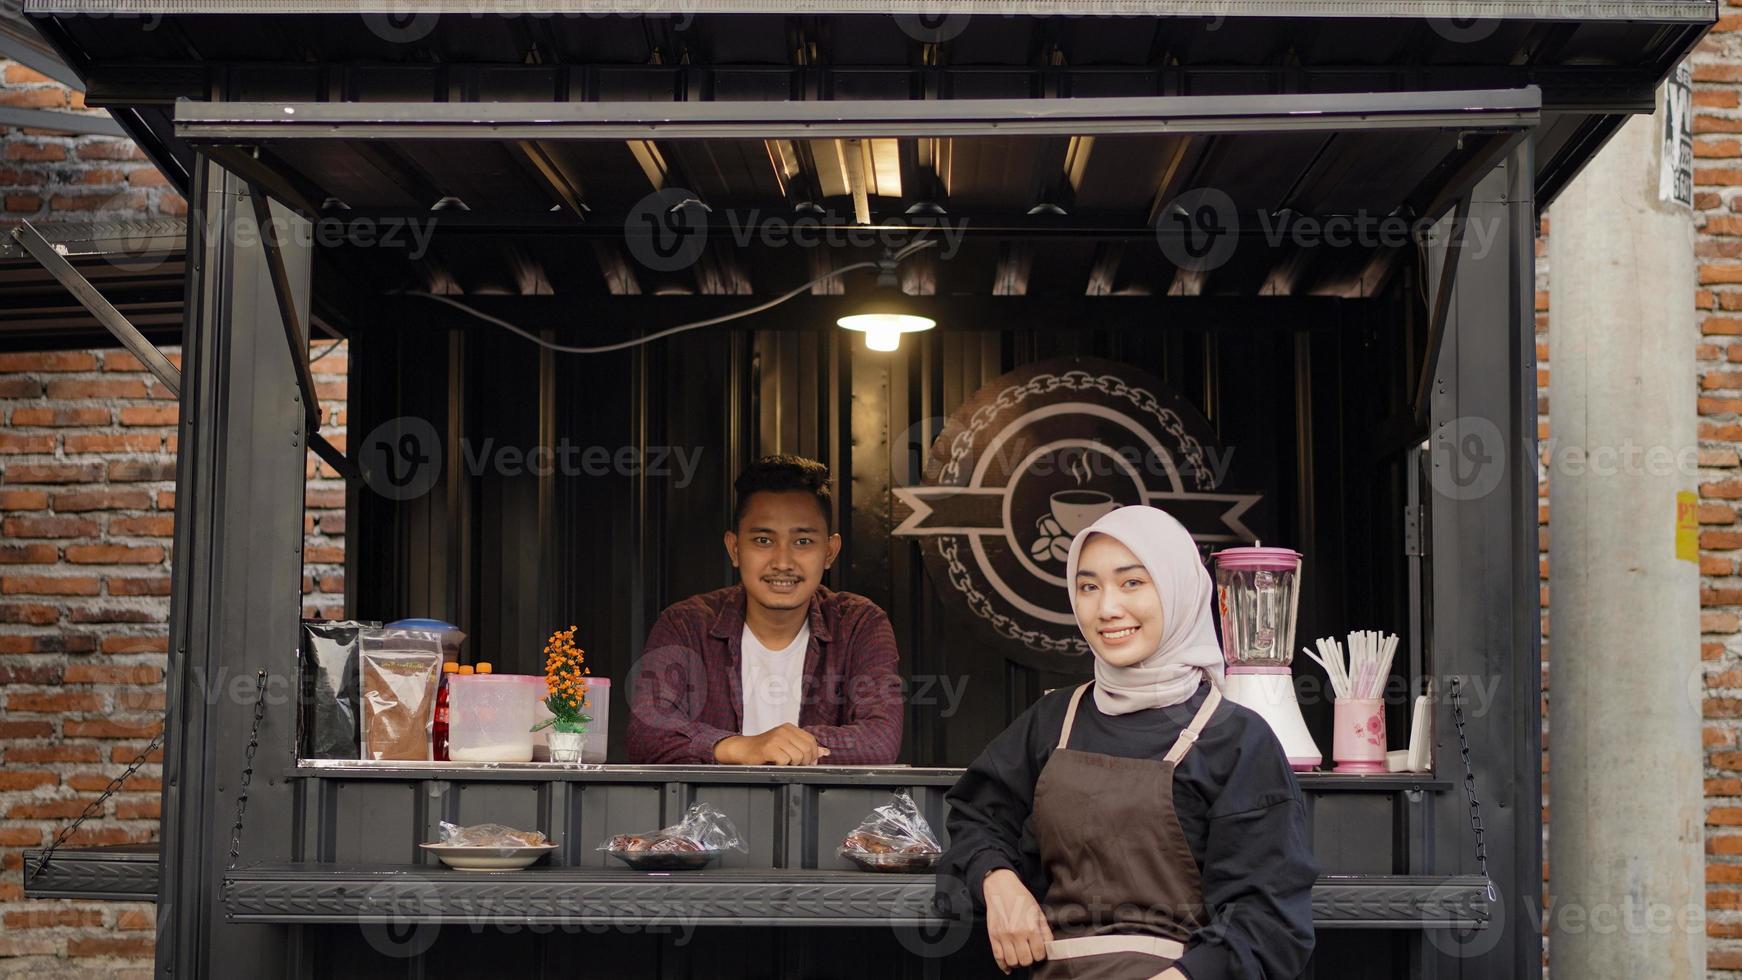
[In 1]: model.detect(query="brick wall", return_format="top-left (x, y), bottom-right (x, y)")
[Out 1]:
top-left (0, 63), bottom-right (179, 221)
top-left (1698, 12), bottom-right (1742, 976)
top-left (0, 346), bottom-right (347, 977)
top-left (0, 56), bottom-right (349, 974)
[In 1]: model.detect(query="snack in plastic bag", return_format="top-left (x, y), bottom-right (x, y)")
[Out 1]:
top-left (600, 802), bottom-right (746, 870)
top-left (437, 821), bottom-right (552, 848)
top-left (299, 619), bottom-right (379, 760)
top-left (357, 628), bottom-right (444, 761)
top-left (838, 790), bottom-right (941, 872)
top-left (421, 821), bottom-right (556, 870)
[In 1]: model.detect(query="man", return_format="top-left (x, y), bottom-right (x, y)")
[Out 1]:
top-left (626, 454), bottom-right (904, 765)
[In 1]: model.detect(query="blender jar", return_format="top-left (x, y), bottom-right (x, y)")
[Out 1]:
top-left (1213, 546), bottom-right (1303, 667)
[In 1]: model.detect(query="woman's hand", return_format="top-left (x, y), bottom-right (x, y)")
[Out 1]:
top-left (1147, 970), bottom-right (1188, 980)
top-left (983, 868), bottom-right (1052, 974)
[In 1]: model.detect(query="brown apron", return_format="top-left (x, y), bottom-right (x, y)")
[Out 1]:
top-left (1029, 678), bottom-right (1223, 980)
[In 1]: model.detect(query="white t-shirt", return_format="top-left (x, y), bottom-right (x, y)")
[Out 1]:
top-left (740, 622), bottom-right (810, 737)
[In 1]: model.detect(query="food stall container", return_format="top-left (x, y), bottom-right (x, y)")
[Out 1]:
top-left (446, 674), bottom-right (544, 763)
top-left (12, 3), bottom-right (1710, 978)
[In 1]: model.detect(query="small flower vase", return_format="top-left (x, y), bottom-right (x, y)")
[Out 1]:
top-left (1332, 698), bottom-right (1387, 774)
top-left (548, 730), bottom-right (586, 764)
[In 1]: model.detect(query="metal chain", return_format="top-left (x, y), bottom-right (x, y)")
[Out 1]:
top-left (1448, 675), bottom-right (1497, 901)
top-left (30, 729), bottom-right (165, 881)
top-left (226, 669), bottom-right (269, 871)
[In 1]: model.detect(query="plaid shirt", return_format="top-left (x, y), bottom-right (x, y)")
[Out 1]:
top-left (625, 585), bottom-right (904, 765)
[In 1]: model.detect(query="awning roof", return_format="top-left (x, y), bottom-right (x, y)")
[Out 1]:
top-left (9, 1), bottom-right (1713, 306)
top-left (24, 1), bottom-right (1710, 195)
top-left (0, 219), bottom-right (185, 350)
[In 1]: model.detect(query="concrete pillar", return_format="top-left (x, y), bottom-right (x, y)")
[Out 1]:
top-left (1547, 86), bottom-right (1703, 977)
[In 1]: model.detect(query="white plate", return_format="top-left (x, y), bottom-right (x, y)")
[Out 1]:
top-left (419, 843), bottom-right (558, 871)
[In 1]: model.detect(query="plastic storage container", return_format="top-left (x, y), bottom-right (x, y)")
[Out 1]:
top-left (532, 677), bottom-right (610, 763)
top-left (385, 618), bottom-right (467, 664)
top-left (447, 674), bottom-right (545, 763)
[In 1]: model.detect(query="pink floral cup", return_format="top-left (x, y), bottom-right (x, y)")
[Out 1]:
top-left (1332, 698), bottom-right (1387, 774)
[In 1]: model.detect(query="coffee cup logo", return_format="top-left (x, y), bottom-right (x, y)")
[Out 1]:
top-left (892, 358), bottom-right (1264, 671)
top-left (1031, 453), bottom-right (1122, 562)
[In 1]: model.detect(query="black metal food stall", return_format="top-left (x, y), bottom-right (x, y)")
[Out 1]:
top-left (11, 1), bottom-right (1710, 977)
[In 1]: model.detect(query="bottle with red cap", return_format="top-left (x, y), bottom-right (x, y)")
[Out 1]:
top-left (433, 662), bottom-right (459, 762)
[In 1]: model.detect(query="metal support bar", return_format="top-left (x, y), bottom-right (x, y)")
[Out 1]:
top-left (23, 0), bottom-right (1719, 22)
top-left (309, 430), bottom-right (358, 481)
top-left (246, 185), bottom-right (362, 482)
top-left (1412, 194), bottom-right (1472, 424)
top-left (246, 183), bottom-right (323, 434)
top-left (0, 105), bottom-right (125, 136)
top-left (206, 145), bottom-right (325, 217)
top-left (0, 27), bottom-right (83, 90)
top-left (9, 220), bottom-right (182, 396)
top-left (174, 88), bottom-right (1542, 141)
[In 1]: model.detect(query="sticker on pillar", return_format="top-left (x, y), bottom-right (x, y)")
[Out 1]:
top-left (891, 357), bottom-right (1263, 672)
top-left (1660, 62), bottom-right (1693, 208)
top-left (1677, 489), bottom-right (1698, 563)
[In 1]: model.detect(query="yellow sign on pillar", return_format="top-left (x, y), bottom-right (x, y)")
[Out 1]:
top-left (1676, 490), bottom-right (1699, 563)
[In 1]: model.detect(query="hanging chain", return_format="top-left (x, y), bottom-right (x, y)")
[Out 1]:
top-left (1448, 675), bottom-right (1497, 902)
top-left (29, 729), bottom-right (165, 881)
top-left (226, 669), bottom-right (269, 871)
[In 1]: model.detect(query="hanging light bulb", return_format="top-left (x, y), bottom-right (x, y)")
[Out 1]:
top-left (837, 312), bottom-right (933, 351)
top-left (837, 259), bottom-right (936, 352)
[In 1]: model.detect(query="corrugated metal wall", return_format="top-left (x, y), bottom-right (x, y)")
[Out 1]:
top-left (352, 295), bottom-right (1420, 767)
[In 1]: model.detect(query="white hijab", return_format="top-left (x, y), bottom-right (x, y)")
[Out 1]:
top-left (1063, 505), bottom-right (1224, 715)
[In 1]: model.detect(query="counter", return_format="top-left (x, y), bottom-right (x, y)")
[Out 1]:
top-left (25, 764), bottom-right (1481, 976)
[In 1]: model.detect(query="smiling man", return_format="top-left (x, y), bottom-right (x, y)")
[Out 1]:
top-left (626, 455), bottom-right (904, 765)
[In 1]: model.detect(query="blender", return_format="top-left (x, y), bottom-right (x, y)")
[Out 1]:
top-left (1212, 545), bottom-right (1321, 771)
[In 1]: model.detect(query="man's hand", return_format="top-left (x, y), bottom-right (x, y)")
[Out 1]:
top-left (714, 724), bottom-right (831, 765)
top-left (983, 868), bottom-right (1051, 974)
top-left (1148, 970), bottom-right (1187, 980)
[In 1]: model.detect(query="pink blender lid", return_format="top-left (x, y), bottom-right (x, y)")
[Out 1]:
top-left (1212, 543), bottom-right (1302, 570)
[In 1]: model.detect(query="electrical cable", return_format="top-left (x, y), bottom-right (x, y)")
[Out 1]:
top-left (402, 239), bottom-right (937, 354)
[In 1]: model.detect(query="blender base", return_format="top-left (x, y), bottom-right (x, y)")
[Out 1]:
top-left (1222, 667), bottom-right (1321, 772)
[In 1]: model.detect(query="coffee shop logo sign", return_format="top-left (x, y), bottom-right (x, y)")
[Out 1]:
top-left (892, 358), bottom-right (1261, 670)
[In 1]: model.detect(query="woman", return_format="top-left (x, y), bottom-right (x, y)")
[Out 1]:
top-left (936, 506), bottom-right (1317, 979)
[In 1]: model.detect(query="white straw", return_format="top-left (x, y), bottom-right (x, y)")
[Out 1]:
top-left (1311, 635), bottom-right (1353, 699)
top-left (1300, 646), bottom-right (1337, 695)
top-left (1317, 630), bottom-right (1400, 699)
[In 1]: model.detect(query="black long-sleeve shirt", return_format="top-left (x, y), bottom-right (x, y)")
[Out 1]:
top-left (935, 680), bottom-right (1318, 980)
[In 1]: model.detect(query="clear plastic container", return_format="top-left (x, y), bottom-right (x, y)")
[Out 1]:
top-left (532, 677), bottom-right (609, 763)
top-left (447, 674), bottom-right (544, 763)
